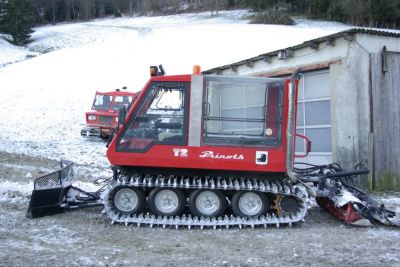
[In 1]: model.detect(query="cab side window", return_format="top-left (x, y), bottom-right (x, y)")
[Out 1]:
top-left (203, 76), bottom-right (284, 147)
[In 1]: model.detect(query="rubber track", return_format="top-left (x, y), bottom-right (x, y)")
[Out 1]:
top-left (102, 175), bottom-right (309, 229)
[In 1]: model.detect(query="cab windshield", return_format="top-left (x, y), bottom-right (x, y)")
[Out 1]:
top-left (92, 94), bottom-right (133, 111)
top-left (92, 94), bottom-right (112, 110)
top-left (112, 96), bottom-right (133, 111)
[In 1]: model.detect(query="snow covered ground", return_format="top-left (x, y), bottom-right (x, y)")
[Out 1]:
top-left (0, 150), bottom-right (399, 266)
top-left (0, 38), bottom-right (39, 68)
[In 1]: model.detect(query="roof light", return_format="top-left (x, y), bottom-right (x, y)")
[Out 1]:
top-left (150, 65), bottom-right (165, 76)
top-left (193, 65), bottom-right (201, 75)
top-left (150, 66), bottom-right (158, 76)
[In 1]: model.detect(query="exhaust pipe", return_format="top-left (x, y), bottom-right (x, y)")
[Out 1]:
top-left (286, 68), bottom-right (316, 197)
top-left (286, 68), bottom-right (301, 183)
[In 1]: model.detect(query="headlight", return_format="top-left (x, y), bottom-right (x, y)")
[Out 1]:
top-left (88, 115), bottom-right (97, 121)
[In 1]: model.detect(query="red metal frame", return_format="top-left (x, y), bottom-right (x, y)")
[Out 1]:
top-left (295, 133), bottom-right (311, 158)
top-left (107, 75), bottom-right (297, 174)
top-left (316, 197), bottom-right (362, 224)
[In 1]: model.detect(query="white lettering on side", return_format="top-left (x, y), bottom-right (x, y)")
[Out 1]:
top-left (173, 148), bottom-right (188, 157)
top-left (199, 151), bottom-right (244, 160)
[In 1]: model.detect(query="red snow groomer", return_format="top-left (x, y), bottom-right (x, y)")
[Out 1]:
top-left (27, 67), bottom-right (399, 229)
top-left (81, 88), bottom-right (138, 139)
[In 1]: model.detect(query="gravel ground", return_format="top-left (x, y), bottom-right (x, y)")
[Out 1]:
top-left (0, 151), bottom-right (399, 267)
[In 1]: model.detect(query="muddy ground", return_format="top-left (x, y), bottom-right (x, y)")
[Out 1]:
top-left (0, 151), bottom-right (399, 267)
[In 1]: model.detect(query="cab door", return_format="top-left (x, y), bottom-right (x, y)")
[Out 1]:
top-left (116, 82), bottom-right (189, 152)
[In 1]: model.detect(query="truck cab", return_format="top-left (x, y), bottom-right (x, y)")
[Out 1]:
top-left (81, 89), bottom-right (138, 139)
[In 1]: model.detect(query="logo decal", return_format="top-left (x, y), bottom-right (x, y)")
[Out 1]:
top-left (256, 151), bottom-right (268, 165)
top-left (173, 148), bottom-right (188, 157)
top-left (199, 151), bottom-right (244, 160)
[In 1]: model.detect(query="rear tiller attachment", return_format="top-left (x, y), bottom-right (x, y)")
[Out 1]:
top-left (296, 164), bottom-right (400, 227)
top-left (26, 160), bottom-right (103, 218)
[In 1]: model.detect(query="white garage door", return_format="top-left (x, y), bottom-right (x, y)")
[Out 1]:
top-left (295, 70), bottom-right (332, 166)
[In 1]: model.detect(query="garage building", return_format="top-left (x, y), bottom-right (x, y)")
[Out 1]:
top-left (204, 29), bottom-right (400, 191)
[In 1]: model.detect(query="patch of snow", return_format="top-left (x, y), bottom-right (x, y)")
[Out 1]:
top-left (0, 180), bottom-right (32, 204)
top-left (293, 17), bottom-right (350, 30)
top-left (32, 224), bottom-right (83, 245)
top-left (0, 38), bottom-right (39, 67)
top-left (76, 256), bottom-right (94, 266)
top-left (374, 192), bottom-right (400, 214)
top-left (5, 239), bottom-right (45, 252)
top-left (73, 180), bottom-right (103, 192)
top-left (367, 228), bottom-right (400, 239)
top-left (0, 180), bottom-right (32, 195)
top-left (0, 178), bottom-right (102, 204)
top-left (0, 162), bottom-right (53, 175)
top-left (3, 224), bottom-right (82, 253)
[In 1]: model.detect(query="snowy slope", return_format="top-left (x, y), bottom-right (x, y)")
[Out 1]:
top-left (0, 10), bottom-right (353, 170)
top-left (0, 38), bottom-right (39, 67)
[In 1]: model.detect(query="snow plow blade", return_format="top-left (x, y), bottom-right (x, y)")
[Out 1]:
top-left (27, 160), bottom-right (103, 218)
top-left (26, 160), bottom-right (74, 218)
top-left (81, 126), bottom-right (102, 138)
top-left (81, 125), bottom-right (113, 139)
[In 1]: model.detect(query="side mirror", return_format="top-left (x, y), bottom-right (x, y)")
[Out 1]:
top-left (118, 105), bottom-right (127, 126)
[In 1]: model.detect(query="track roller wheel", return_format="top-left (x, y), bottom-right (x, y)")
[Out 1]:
top-left (148, 188), bottom-right (185, 216)
top-left (111, 186), bottom-right (146, 215)
top-left (232, 191), bottom-right (269, 217)
top-left (189, 189), bottom-right (227, 217)
top-left (274, 195), bottom-right (299, 215)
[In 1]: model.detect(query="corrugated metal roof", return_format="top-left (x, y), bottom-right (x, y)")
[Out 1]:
top-left (203, 28), bottom-right (400, 74)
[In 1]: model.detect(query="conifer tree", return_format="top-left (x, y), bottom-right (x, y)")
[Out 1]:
top-left (0, 0), bottom-right (7, 29)
top-left (0, 0), bottom-right (34, 45)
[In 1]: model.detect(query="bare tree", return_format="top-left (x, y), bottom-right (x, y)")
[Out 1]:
top-left (127, 0), bottom-right (135, 15)
top-left (211, 0), bottom-right (219, 16)
top-left (95, 0), bottom-right (105, 17)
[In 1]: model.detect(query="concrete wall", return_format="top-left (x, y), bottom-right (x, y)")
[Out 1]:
top-left (331, 38), bottom-right (370, 171)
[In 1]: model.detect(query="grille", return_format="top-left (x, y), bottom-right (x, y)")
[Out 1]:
top-left (33, 160), bottom-right (74, 190)
top-left (99, 115), bottom-right (113, 123)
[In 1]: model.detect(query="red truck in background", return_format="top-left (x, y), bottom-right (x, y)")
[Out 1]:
top-left (81, 65), bottom-right (164, 139)
top-left (81, 88), bottom-right (138, 139)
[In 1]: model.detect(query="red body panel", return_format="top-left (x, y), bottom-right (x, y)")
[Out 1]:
top-left (85, 110), bottom-right (118, 126)
top-left (107, 75), bottom-right (295, 174)
top-left (107, 144), bottom-right (287, 173)
top-left (85, 110), bottom-right (117, 137)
